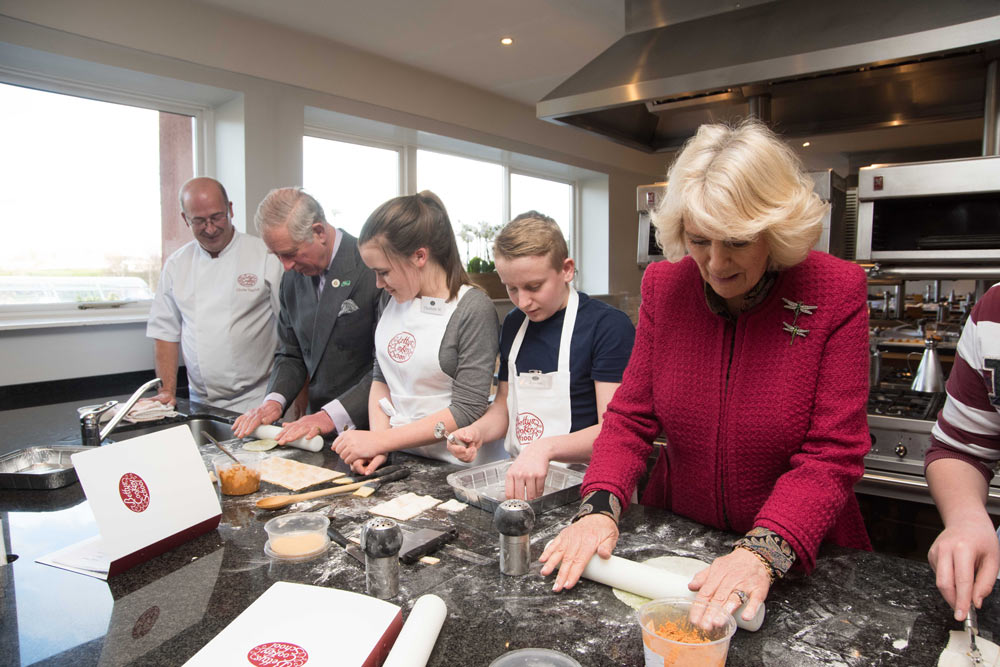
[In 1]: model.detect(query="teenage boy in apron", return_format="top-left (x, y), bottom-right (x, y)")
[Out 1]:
top-left (448, 212), bottom-right (635, 500)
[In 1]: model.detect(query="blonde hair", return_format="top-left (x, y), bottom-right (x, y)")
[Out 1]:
top-left (652, 120), bottom-right (825, 270)
top-left (494, 211), bottom-right (569, 271)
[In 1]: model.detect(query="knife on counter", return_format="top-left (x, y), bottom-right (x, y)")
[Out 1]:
top-left (327, 525), bottom-right (365, 566)
top-left (966, 606), bottom-right (984, 665)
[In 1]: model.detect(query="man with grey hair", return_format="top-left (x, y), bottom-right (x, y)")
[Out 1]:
top-left (233, 187), bottom-right (381, 443)
top-left (147, 177), bottom-right (282, 412)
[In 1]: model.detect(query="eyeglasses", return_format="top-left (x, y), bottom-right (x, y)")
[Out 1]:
top-left (188, 211), bottom-right (229, 228)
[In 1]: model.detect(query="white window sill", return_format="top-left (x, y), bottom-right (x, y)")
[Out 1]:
top-left (0, 303), bottom-right (151, 331)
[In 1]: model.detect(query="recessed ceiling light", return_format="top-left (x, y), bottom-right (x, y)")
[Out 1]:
top-left (802, 141), bottom-right (811, 147)
top-left (500, 37), bottom-right (514, 46)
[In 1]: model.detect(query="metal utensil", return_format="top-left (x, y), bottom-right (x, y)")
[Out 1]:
top-left (256, 467), bottom-right (411, 510)
top-left (966, 606), bottom-right (984, 665)
top-left (434, 421), bottom-right (466, 447)
top-left (203, 432), bottom-right (240, 465)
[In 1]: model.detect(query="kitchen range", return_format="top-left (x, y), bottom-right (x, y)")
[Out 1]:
top-left (0, 396), bottom-right (993, 666)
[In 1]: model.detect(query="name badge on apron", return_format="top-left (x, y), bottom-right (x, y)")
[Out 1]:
top-left (519, 370), bottom-right (553, 391)
top-left (420, 297), bottom-right (446, 315)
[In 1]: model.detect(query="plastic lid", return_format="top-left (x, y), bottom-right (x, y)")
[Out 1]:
top-left (488, 648), bottom-right (582, 667)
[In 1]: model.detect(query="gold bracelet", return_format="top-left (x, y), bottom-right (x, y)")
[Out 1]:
top-left (734, 544), bottom-right (777, 585)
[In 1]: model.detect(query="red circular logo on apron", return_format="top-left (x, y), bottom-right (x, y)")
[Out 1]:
top-left (237, 273), bottom-right (259, 287)
top-left (516, 412), bottom-right (545, 444)
top-left (131, 605), bottom-right (160, 639)
top-left (387, 331), bottom-right (416, 363)
top-left (247, 642), bottom-right (309, 666)
top-left (119, 472), bottom-right (151, 513)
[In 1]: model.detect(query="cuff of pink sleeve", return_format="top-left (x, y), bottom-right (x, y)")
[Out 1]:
top-left (322, 400), bottom-right (354, 434)
top-left (263, 392), bottom-right (287, 411)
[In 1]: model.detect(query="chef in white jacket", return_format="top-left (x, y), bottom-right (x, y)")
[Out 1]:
top-left (146, 177), bottom-right (283, 412)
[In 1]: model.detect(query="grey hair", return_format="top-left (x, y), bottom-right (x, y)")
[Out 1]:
top-left (255, 187), bottom-right (326, 242)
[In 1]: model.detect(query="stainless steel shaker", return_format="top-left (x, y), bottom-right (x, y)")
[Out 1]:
top-left (361, 517), bottom-right (402, 599)
top-left (493, 499), bottom-right (535, 576)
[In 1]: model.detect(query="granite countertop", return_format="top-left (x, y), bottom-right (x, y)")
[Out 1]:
top-left (0, 398), bottom-right (993, 666)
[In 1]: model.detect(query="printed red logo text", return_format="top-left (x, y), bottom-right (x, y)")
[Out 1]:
top-left (237, 273), bottom-right (259, 288)
top-left (387, 332), bottom-right (416, 363)
top-left (516, 412), bottom-right (545, 444)
top-left (247, 642), bottom-right (309, 667)
top-left (119, 472), bottom-right (151, 513)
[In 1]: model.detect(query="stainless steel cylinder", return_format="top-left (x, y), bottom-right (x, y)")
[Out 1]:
top-left (361, 517), bottom-right (402, 599)
top-left (494, 499), bottom-right (535, 576)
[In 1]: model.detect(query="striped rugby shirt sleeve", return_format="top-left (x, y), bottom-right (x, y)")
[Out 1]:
top-left (925, 283), bottom-right (1000, 481)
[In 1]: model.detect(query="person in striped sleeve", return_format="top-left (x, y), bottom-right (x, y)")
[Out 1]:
top-left (925, 282), bottom-right (1000, 623)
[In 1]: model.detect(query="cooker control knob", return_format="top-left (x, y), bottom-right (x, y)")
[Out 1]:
top-left (895, 443), bottom-right (907, 458)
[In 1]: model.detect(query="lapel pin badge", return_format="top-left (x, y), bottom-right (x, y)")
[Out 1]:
top-left (331, 278), bottom-right (341, 288)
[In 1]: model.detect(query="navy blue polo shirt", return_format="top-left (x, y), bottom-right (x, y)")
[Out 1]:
top-left (498, 292), bottom-right (635, 433)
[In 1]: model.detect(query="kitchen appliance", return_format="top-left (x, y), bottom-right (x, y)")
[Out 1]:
top-left (857, 155), bottom-right (1000, 264)
top-left (636, 170), bottom-right (847, 265)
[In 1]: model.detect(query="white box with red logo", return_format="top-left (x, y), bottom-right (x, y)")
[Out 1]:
top-left (183, 582), bottom-right (403, 667)
top-left (37, 425), bottom-right (221, 578)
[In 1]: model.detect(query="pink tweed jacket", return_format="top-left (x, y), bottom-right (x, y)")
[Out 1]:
top-left (584, 251), bottom-right (872, 572)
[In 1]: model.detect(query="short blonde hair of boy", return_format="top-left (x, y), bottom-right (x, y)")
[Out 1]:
top-left (652, 120), bottom-right (826, 270)
top-left (494, 211), bottom-right (569, 270)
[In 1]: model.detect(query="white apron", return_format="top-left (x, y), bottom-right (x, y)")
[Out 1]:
top-left (375, 285), bottom-right (506, 465)
top-left (505, 287), bottom-right (579, 460)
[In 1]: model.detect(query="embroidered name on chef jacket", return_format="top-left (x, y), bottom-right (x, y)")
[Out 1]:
top-left (236, 272), bottom-right (261, 292)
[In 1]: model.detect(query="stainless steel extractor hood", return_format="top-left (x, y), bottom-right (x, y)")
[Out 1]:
top-left (537, 0), bottom-right (1000, 153)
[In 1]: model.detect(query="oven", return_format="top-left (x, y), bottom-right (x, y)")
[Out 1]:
top-left (856, 155), bottom-right (1000, 264)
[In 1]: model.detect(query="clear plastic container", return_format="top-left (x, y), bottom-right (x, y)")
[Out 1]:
top-left (637, 598), bottom-right (736, 667)
top-left (263, 512), bottom-right (330, 561)
top-left (212, 451), bottom-right (262, 496)
top-left (489, 647), bottom-right (582, 666)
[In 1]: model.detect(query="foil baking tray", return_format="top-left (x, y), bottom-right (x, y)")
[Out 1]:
top-left (0, 446), bottom-right (90, 490)
top-left (446, 460), bottom-right (584, 515)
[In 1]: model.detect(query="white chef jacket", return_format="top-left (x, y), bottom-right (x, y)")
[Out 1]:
top-left (146, 231), bottom-right (283, 412)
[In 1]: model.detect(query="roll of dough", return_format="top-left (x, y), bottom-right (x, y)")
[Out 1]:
top-left (582, 554), bottom-right (765, 632)
top-left (383, 594), bottom-right (448, 667)
top-left (252, 424), bottom-right (324, 452)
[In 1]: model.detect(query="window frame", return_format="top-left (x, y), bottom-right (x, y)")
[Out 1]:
top-left (0, 68), bottom-right (211, 330)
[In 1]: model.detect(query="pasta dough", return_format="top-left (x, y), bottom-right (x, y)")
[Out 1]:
top-left (612, 555), bottom-right (708, 610)
top-left (369, 492), bottom-right (442, 521)
top-left (939, 630), bottom-right (1000, 666)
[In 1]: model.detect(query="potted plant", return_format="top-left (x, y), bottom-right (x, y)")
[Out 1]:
top-left (459, 222), bottom-right (507, 299)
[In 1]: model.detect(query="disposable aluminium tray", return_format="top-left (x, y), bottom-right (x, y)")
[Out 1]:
top-left (0, 446), bottom-right (90, 490)
top-left (446, 460), bottom-right (584, 515)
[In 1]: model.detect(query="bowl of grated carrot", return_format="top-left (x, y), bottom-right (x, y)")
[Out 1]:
top-left (637, 598), bottom-right (736, 666)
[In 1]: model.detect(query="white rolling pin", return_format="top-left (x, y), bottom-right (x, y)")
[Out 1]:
top-left (382, 594), bottom-right (447, 667)
top-left (251, 424), bottom-right (324, 452)
top-left (582, 554), bottom-right (765, 632)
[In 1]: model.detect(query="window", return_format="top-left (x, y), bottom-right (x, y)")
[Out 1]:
top-left (302, 136), bottom-right (400, 238)
top-left (416, 150), bottom-right (504, 267)
top-left (0, 83), bottom-right (194, 307)
top-left (510, 173), bottom-right (574, 243)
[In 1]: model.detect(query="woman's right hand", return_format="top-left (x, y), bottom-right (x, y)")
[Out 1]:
top-left (447, 426), bottom-right (483, 463)
top-left (539, 514), bottom-right (619, 592)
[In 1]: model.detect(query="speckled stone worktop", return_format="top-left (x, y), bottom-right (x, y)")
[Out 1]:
top-left (0, 397), bottom-right (994, 666)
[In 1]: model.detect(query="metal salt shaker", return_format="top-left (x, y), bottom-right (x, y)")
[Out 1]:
top-left (494, 499), bottom-right (535, 576)
top-left (361, 517), bottom-right (402, 599)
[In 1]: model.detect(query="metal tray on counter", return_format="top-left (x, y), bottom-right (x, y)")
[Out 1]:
top-left (0, 446), bottom-right (90, 490)
top-left (446, 460), bottom-right (584, 515)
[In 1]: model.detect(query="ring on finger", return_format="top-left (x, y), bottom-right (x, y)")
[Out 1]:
top-left (732, 590), bottom-right (749, 605)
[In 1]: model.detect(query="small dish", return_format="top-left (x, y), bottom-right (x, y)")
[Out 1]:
top-left (263, 512), bottom-right (330, 561)
top-left (213, 451), bottom-right (263, 496)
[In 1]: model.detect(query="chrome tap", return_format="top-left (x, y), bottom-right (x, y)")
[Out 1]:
top-left (79, 377), bottom-right (162, 446)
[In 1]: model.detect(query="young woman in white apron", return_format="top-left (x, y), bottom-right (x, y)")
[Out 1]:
top-left (332, 191), bottom-right (505, 475)
top-left (446, 213), bottom-right (632, 501)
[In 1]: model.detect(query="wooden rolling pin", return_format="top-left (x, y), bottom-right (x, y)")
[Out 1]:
top-left (256, 468), bottom-right (410, 509)
top-left (582, 553), bottom-right (766, 632)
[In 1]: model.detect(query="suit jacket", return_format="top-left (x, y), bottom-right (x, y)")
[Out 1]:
top-left (268, 230), bottom-right (381, 427)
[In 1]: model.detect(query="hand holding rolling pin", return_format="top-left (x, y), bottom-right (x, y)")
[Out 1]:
top-left (687, 547), bottom-right (771, 630)
top-left (232, 400), bottom-right (283, 438)
top-left (539, 514), bottom-right (619, 592)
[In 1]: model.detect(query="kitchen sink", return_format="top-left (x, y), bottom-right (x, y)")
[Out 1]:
top-left (110, 415), bottom-right (237, 445)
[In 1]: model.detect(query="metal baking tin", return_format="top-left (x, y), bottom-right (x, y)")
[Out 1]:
top-left (0, 446), bottom-right (90, 490)
top-left (446, 460), bottom-right (584, 515)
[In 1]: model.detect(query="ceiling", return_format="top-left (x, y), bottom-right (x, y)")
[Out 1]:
top-left (193, 0), bottom-right (625, 105)
top-left (191, 0), bottom-right (990, 163)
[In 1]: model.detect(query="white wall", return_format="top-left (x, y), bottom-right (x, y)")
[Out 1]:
top-left (0, 2), bottom-right (662, 385)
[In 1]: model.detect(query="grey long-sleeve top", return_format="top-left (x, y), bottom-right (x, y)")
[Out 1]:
top-left (373, 286), bottom-right (500, 427)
